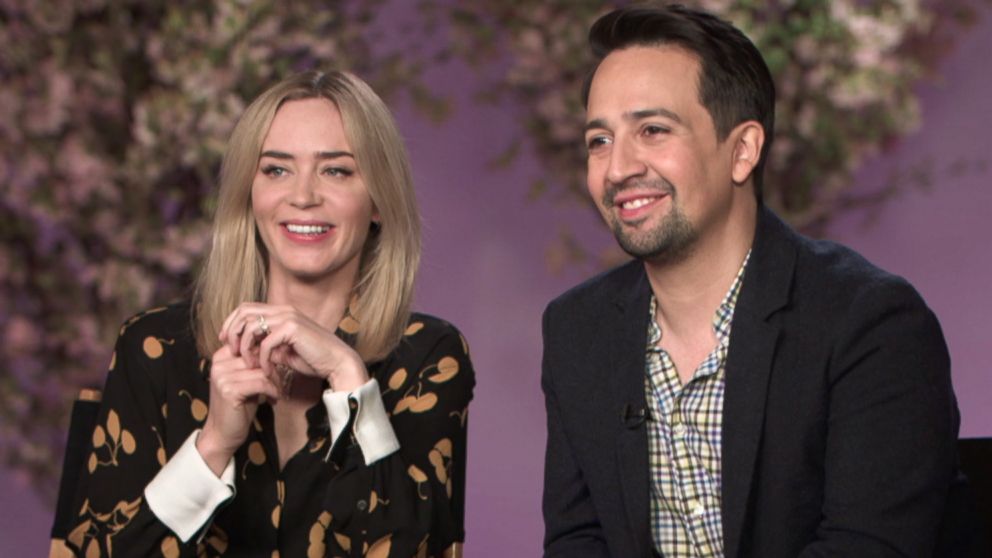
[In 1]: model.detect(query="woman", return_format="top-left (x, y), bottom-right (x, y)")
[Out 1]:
top-left (66, 71), bottom-right (474, 557)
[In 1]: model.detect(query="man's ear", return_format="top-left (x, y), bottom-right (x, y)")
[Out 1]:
top-left (730, 121), bottom-right (765, 185)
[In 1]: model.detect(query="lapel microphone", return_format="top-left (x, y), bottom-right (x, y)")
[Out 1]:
top-left (621, 403), bottom-right (650, 429)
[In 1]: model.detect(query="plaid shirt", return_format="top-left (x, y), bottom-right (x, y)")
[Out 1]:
top-left (645, 253), bottom-right (749, 557)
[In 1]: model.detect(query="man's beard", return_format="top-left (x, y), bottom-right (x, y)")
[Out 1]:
top-left (603, 180), bottom-right (697, 264)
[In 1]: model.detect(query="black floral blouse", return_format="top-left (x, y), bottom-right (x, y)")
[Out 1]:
top-left (65, 303), bottom-right (474, 557)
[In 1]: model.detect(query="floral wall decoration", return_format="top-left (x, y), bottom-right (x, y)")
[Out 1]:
top-left (0, 0), bottom-right (987, 500)
top-left (0, 0), bottom-right (439, 500)
top-left (427, 0), bottom-right (989, 269)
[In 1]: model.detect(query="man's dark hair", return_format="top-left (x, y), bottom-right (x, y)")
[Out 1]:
top-left (583, 3), bottom-right (775, 200)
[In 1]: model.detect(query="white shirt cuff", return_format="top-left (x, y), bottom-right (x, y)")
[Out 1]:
top-left (144, 430), bottom-right (235, 543)
top-left (323, 378), bottom-right (400, 465)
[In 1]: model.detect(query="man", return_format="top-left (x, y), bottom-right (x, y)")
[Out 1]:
top-left (541, 4), bottom-right (964, 557)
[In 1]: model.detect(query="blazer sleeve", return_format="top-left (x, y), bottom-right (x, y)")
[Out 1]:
top-left (541, 301), bottom-right (611, 557)
top-left (800, 279), bottom-right (958, 557)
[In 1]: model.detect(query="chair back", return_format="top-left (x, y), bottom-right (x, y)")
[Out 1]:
top-left (938, 437), bottom-right (992, 557)
top-left (50, 389), bottom-right (102, 558)
top-left (959, 438), bottom-right (992, 552)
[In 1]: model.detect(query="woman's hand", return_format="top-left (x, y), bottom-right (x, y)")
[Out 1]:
top-left (218, 303), bottom-right (369, 393)
top-left (197, 344), bottom-right (280, 476)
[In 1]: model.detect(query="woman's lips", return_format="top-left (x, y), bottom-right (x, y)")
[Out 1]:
top-left (280, 222), bottom-right (333, 242)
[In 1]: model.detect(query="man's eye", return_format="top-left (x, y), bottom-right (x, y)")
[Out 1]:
top-left (643, 125), bottom-right (669, 136)
top-left (587, 136), bottom-right (612, 150)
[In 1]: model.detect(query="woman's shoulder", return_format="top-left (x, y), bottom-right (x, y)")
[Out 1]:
top-left (404, 313), bottom-right (468, 347)
top-left (106, 303), bottom-right (203, 397)
top-left (382, 312), bottom-right (475, 401)
top-left (116, 302), bottom-right (196, 351)
top-left (389, 312), bottom-right (472, 366)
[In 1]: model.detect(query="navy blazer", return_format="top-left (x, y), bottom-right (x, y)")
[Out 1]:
top-left (542, 207), bottom-right (961, 557)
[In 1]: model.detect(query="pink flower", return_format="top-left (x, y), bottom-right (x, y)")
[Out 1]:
top-left (4, 316), bottom-right (41, 355)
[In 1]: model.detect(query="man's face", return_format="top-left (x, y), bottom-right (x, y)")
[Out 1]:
top-left (584, 45), bottom-right (738, 263)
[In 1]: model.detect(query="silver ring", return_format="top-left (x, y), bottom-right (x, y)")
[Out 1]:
top-left (257, 315), bottom-right (270, 336)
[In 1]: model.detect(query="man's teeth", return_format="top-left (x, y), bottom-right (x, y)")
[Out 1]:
top-left (621, 198), bottom-right (653, 210)
top-left (286, 224), bottom-right (330, 234)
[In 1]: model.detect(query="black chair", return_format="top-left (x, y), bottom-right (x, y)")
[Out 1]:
top-left (937, 437), bottom-right (992, 557)
top-left (958, 438), bottom-right (992, 555)
top-left (50, 389), bottom-right (102, 558)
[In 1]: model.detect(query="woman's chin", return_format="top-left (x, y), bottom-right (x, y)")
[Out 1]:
top-left (274, 262), bottom-right (354, 286)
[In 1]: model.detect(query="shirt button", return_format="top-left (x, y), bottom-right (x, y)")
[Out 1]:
top-left (688, 500), bottom-right (704, 517)
top-left (356, 499), bottom-right (368, 511)
top-left (349, 399), bottom-right (358, 410)
top-left (672, 424), bottom-right (687, 437)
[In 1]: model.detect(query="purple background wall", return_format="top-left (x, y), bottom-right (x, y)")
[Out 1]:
top-left (3, 10), bottom-right (990, 557)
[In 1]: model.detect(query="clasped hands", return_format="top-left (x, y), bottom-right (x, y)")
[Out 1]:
top-left (197, 303), bottom-right (368, 472)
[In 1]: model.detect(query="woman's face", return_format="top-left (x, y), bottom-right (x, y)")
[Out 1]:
top-left (252, 98), bottom-right (376, 287)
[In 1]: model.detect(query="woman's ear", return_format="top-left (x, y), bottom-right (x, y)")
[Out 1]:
top-left (730, 121), bottom-right (765, 185)
top-left (371, 204), bottom-right (381, 230)
top-left (372, 202), bottom-right (382, 229)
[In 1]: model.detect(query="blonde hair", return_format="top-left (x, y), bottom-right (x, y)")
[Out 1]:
top-left (193, 70), bottom-right (421, 362)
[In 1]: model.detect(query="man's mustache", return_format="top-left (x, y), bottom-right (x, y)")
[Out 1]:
top-left (603, 178), bottom-right (676, 207)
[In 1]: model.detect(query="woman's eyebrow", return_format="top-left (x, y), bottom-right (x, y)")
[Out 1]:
top-left (315, 151), bottom-right (354, 160)
top-left (259, 150), bottom-right (293, 160)
top-left (258, 150), bottom-right (354, 160)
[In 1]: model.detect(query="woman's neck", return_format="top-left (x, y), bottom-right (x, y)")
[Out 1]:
top-left (265, 269), bottom-right (357, 331)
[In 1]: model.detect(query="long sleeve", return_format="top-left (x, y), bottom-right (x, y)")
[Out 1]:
top-left (66, 306), bottom-right (215, 557)
top-left (323, 378), bottom-right (400, 465)
top-left (540, 301), bottom-right (611, 557)
top-left (144, 430), bottom-right (235, 542)
top-left (64, 307), bottom-right (475, 557)
top-left (797, 280), bottom-right (958, 556)
top-left (313, 316), bottom-right (475, 557)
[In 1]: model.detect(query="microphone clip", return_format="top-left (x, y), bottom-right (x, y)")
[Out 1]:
top-left (621, 403), bottom-right (649, 429)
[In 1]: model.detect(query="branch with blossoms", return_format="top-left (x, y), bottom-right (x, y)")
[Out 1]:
top-left (1, 0), bottom-right (989, 501)
top-left (0, 0), bottom-right (442, 501)
top-left (425, 0), bottom-right (990, 271)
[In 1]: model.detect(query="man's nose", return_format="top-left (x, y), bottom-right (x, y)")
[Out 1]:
top-left (605, 137), bottom-right (647, 186)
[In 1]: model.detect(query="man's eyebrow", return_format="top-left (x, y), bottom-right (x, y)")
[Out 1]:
top-left (584, 108), bottom-right (682, 133)
top-left (585, 118), bottom-right (608, 133)
top-left (629, 108), bottom-right (682, 124)
top-left (259, 150), bottom-right (355, 159)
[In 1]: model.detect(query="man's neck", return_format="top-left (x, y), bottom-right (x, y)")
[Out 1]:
top-left (645, 206), bottom-right (756, 342)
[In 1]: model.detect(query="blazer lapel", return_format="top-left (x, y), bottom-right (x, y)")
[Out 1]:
top-left (721, 208), bottom-right (796, 558)
top-left (611, 265), bottom-right (654, 556)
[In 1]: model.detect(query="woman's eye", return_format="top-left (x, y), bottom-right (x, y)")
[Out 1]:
top-left (261, 165), bottom-right (287, 177)
top-left (322, 166), bottom-right (354, 177)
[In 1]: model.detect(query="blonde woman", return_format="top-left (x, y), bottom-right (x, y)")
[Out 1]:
top-left (67, 71), bottom-right (474, 557)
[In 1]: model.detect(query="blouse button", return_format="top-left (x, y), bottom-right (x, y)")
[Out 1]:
top-left (349, 399), bottom-right (358, 410)
top-left (356, 499), bottom-right (368, 511)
